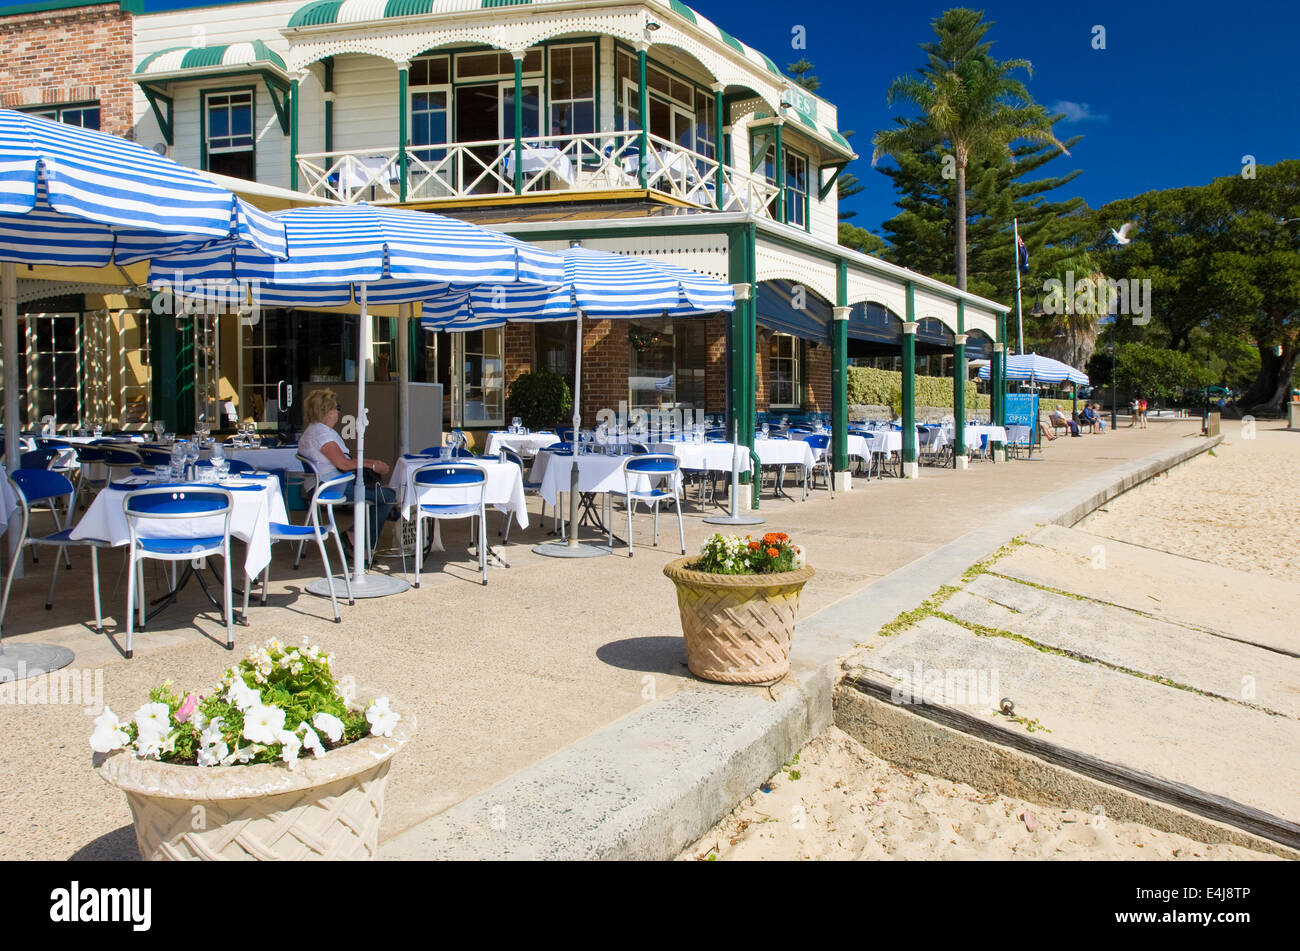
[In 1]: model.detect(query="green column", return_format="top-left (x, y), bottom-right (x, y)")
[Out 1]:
top-left (712, 85), bottom-right (725, 208)
top-left (773, 119), bottom-right (785, 224)
top-left (323, 58), bottom-right (334, 155)
top-left (289, 75), bottom-right (300, 192)
top-left (902, 282), bottom-right (917, 478)
top-left (512, 55), bottom-right (524, 195)
top-left (991, 342), bottom-right (1004, 430)
top-left (149, 301), bottom-right (195, 435)
top-left (397, 61), bottom-right (409, 201)
top-left (832, 258), bottom-right (849, 475)
top-left (636, 47), bottom-right (648, 189)
top-left (953, 300), bottom-right (966, 464)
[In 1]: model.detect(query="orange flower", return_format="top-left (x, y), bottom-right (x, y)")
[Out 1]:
top-left (748, 541), bottom-right (761, 550)
top-left (766, 547), bottom-right (780, 558)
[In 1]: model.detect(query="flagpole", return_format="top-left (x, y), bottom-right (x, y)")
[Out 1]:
top-left (1014, 218), bottom-right (1025, 356)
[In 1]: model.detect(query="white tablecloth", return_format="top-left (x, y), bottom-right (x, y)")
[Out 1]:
top-left (652, 441), bottom-right (739, 473)
top-left (531, 451), bottom-right (673, 507)
top-left (388, 456), bottom-right (528, 529)
top-left (211, 446), bottom-right (304, 472)
top-left (483, 431), bottom-right (559, 457)
top-left (965, 425), bottom-right (1008, 447)
top-left (850, 430), bottom-right (903, 454)
top-left (70, 477), bottom-right (287, 579)
top-left (753, 438), bottom-right (817, 470)
top-left (504, 147), bottom-right (575, 185)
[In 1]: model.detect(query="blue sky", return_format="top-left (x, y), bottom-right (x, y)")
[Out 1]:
top-left (129, 0), bottom-right (1300, 232)
top-left (688, 0), bottom-right (1300, 231)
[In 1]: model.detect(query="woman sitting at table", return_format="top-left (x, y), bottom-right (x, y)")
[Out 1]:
top-left (299, 387), bottom-right (394, 562)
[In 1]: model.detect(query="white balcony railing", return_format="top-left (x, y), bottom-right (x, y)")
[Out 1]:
top-left (295, 131), bottom-right (780, 218)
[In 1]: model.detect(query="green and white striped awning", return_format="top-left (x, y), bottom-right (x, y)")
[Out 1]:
top-left (135, 41), bottom-right (289, 82)
top-left (752, 109), bottom-right (855, 160)
top-left (286, 0), bottom-right (783, 81)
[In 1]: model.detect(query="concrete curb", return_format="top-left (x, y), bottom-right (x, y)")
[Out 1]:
top-left (380, 435), bottom-right (1223, 860)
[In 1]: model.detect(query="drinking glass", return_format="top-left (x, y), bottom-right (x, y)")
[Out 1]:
top-left (184, 441), bottom-right (201, 480)
top-left (153, 420), bottom-right (165, 443)
top-left (761, 422), bottom-right (770, 438)
top-left (512, 417), bottom-right (522, 433)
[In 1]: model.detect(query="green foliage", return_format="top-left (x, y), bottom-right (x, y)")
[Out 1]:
top-left (839, 223), bottom-right (887, 256)
top-left (871, 8), bottom-right (1070, 291)
top-left (846, 365), bottom-right (989, 411)
top-left (692, 532), bottom-right (802, 575)
top-left (506, 370), bottom-right (572, 430)
top-left (787, 58), bottom-right (820, 92)
top-left (1090, 342), bottom-right (1213, 403)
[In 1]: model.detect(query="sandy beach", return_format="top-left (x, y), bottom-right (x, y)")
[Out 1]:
top-left (684, 420), bottom-right (1289, 861)
top-left (678, 727), bottom-right (1272, 861)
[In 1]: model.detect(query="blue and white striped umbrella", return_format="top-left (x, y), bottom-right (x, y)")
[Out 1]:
top-left (0, 109), bottom-right (287, 264)
top-left (420, 245), bottom-right (734, 329)
top-left (149, 204), bottom-right (566, 593)
top-left (979, 352), bottom-right (1089, 386)
top-left (149, 204), bottom-right (563, 306)
top-left (420, 244), bottom-right (734, 555)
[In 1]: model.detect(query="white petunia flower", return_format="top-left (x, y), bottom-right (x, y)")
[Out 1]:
top-left (132, 702), bottom-right (171, 742)
top-left (365, 697), bottom-right (400, 738)
top-left (89, 706), bottom-right (131, 753)
top-left (298, 722), bottom-right (326, 759)
top-left (197, 739), bottom-right (228, 767)
top-left (277, 729), bottom-right (302, 768)
top-left (225, 677), bottom-right (262, 712)
top-left (242, 703), bottom-right (287, 745)
top-left (312, 712), bottom-right (344, 743)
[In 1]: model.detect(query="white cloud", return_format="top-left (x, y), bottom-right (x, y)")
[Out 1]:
top-left (1051, 100), bottom-right (1108, 123)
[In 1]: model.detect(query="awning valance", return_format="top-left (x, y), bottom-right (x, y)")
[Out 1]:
top-left (135, 41), bottom-right (289, 83)
top-left (757, 279), bottom-right (829, 342)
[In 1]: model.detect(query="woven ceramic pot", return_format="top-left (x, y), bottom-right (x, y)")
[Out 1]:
top-left (96, 714), bottom-right (413, 861)
top-left (664, 558), bottom-right (814, 684)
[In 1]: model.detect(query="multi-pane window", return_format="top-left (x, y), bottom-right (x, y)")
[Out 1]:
top-left (410, 55), bottom-right (450, 164)
top-left (785, 149), bottom-right (808, 229)
top-left (534, 322), bottom-right (575, 383)
top-left (456, 329), bottom-right (504, 426)
top-left (616, 49), bottom-right (713, 156)
top-left (628, 319), bottom-right (707, 413)
top-left (548, 44), bottom-right (595, 137)
top-left (768, 333), bottom-right (800, 408)
top-left (22, 312), bottom-right (82, 428)
top-left (204, 90), bottom-right (255, 180)
top-left (26, 103), bottom-right (100, 130)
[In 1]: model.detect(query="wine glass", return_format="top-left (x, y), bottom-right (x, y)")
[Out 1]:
top-left (761, 422), bottom-right (770, 438)
top-left (511, 417), bottom-right (522, 434)
top-left (153, 420), bottom-right (165, 443)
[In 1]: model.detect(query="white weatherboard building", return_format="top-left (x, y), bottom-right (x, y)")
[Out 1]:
top-left (8, 0), bottom-right (1011, 478)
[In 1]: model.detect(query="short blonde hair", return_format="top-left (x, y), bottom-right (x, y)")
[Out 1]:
top-left (303, 388), bottom-right (338, 427)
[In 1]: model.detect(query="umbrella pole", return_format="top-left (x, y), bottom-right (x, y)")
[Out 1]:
top-left (535, 309), bottom-right (608, 558)
top-left (307, 283), bottom-right (409, 599)
top-left (1, 260), bottom-right (74, 679)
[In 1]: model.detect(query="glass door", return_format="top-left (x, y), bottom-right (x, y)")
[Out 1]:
top-left (410, 86), bottom-right (452, 195)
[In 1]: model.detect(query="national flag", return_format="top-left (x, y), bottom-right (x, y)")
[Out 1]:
top-left (1016, 233), bottom-right (1030, 274)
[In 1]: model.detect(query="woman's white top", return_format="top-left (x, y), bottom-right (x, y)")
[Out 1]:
top-left (298, 421), bottom-right (350, 481)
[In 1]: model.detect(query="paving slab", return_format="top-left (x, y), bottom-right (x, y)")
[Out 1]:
top-left (996, 524), bottom-right (1300, 655)
top-left (860, 616), bottom-right (1300, 823)
top-left (947, 574), bottom-right (1300, 719)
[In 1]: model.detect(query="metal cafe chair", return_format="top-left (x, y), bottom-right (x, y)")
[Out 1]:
top-left (610, 454), bottom-right (685, 557)
top-left (0, 469), bottom-right (110, 636)
top-left (411, 462), bottom-right (488, 586)
top-left (257, 471), bottom-right (356, 622)
top-left (122, 485), bottom-right (234, 659)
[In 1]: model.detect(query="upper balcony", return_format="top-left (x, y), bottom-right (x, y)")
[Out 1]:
top-left (131, 0), bottom-right (855, 235)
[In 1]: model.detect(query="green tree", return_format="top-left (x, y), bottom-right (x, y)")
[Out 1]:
top-left (871, 8), bottom-right (1068, 291)
top-left (839, 223), bottom-right (887, 256)
top-left (1089, 342), bottom-right (1212, 405)
top-left (787, 58), bottom-right (820, 93)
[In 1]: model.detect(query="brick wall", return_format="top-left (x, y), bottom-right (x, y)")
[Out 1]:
top-left (802, 340), bottom-right (831, 412)
top-left (704, 313), bottom-right (727, 415)
top-left (578, 318), bottom-right (629, 427)
top-left (503, 323), bottom-right (532, 393)
top-left (0, 5), bottom-right (136, 139)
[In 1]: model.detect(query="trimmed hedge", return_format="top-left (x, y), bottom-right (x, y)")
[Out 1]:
top-left (846, 366), bottom-right (1077, 416)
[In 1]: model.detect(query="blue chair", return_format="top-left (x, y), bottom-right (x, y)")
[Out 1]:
top-left (257, 471), bottom-right (356, 622)
top-left (411, 462), bottom-right (488, 586)
top-left (610, 454), bottom-right (684, 557)
top-left (103, 447), bottom-right (143, 483)
top-left (122, 485), bottom-right (234, 659)
top-left (801, 433), bottom-right (835, 499)
top-left (136, 446), bottom-right (172, 468)
top-left (0, 469), bottom-right (109, 635)
top-left (20, 447), bottom-right (61, 470)
top-left (556, 426), bottom-right (573, 443)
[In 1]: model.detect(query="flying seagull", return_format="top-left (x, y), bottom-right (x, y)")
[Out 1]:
top-left (1110, 222), bottom-right (1138, 245)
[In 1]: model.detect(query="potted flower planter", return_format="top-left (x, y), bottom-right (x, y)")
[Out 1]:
top-left (97, 713), bottom-right (412, 861)
top-left (664, 557), bottom-right (814, 684)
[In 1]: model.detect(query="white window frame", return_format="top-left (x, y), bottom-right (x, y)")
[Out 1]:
top-left (768, 332), bottom-right (801, 409)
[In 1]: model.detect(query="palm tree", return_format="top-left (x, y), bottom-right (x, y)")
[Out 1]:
top-left (1038, 252), bottom-right (1106, 369)
top-left (872, 9), bottom-right (1068, 291)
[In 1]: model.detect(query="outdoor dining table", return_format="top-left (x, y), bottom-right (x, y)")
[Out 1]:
top-left (752, 437), bottom-right (818, 500)
top-left (651, 439), bottom-right (738, 473)
top-left (204, 445), bottom-right (304, 472)
top-left (503, 147), bottom-right (575, 187)
top-left (388, 454), bottom-right (529, 530)
top-left (483, 431), bottom-right (558, 457)
top-left (70, 474), bottom-right (286, 584)
top-left (530, 449), bottom-right (675, 508)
